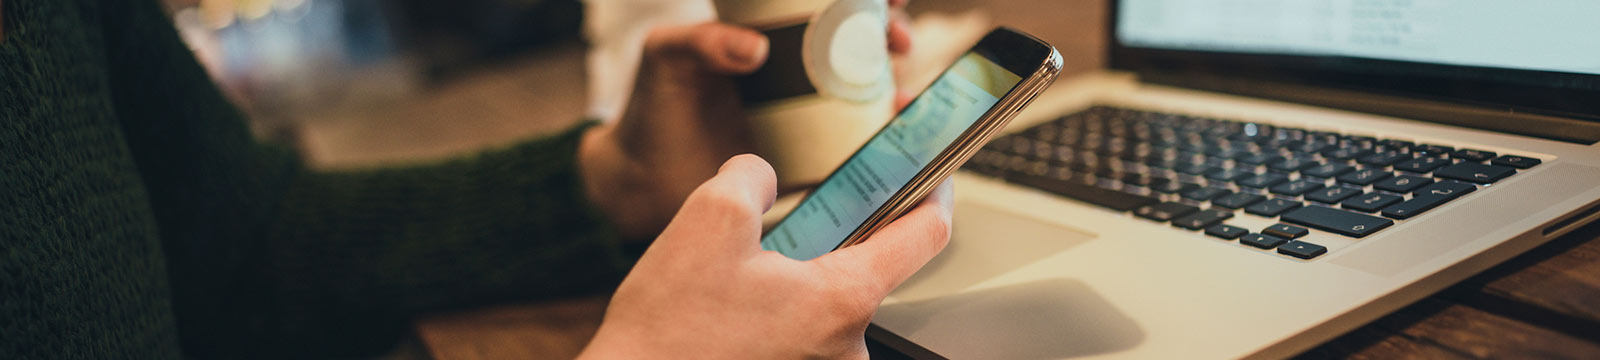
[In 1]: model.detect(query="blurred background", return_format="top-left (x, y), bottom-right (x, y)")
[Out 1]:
top-left (165, 0), bottom-right (591, 167)
top-left (163, 0), bottom-right (1103, 168)
top-left (161, 1), bottom-right (1104, 357)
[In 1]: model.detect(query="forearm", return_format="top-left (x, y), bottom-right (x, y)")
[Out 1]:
top-left (247, 123), bottom-right (639, 353)
top-left (579, 123), bottom-right (684, 240)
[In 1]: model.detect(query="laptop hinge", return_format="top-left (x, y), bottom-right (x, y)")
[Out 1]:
top-left (1140, 73), bottom-right (1600, 145)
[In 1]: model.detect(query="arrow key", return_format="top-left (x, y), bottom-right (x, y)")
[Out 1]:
top-left (1413, 181), bottom-right (1476, 198)
top-left (1172, 209), bottom-right (1234, 230)
top-left (1135, 202), bottom-right (1200, 222)
top-left (1381, 194), bottom-right (1452, 220)
top-left (1264, 224), bottom-right (1310, 239)
top-left (1241, 233), bottom-right (1290, 249)
top-left (1204, 224), bottom-right (1250, 240)
top-left (1434, 163), bottom-right (1515, 184)
top-left (1278, 241), bottom-right (1328, 259)
top-left (1382, 182), bottom-right (1477, 220)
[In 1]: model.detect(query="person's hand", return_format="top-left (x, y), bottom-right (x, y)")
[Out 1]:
top-left (578, 155), bottom-right (952, 359)
top-left (579, 0), bottom-right (916, 239)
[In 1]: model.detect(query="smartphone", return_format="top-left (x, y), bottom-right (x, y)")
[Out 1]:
top-left (761, 28), bottom-right (1063, 260)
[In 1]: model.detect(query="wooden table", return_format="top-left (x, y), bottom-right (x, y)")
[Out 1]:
top-left (408, 1), bottom-right (1600, 358)
top-left (408, 224), bottom-right (1600, 359)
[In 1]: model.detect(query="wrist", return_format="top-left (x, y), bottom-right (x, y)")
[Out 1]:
top-left (578, 125), bottom-right (662, 240)
top-left (576, 324), bottom-right (668, 360)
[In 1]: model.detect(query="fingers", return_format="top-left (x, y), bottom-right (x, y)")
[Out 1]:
top-left (658, 154), bottom-right (778, 252)
top-left (643, 22), bottom-right (769, 74)
top-left (893, 90), bottom-right (914, 111)
top-left (818, 179), bottom-right (954, 297)
top-left (887, 12), bottom-right (913, 55)
top-left (924, 178), bottom-right (954, 212)
top-left (713, 154), bottom-right (780, 214)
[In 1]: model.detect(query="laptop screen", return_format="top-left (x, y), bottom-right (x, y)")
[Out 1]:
top-left (1117, 1), bottom-right (1600, 77)
top-left (1110, 0), bottom-right (1600, 125)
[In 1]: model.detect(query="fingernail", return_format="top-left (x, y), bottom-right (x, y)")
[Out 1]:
top-left (728, 33), bottom-right (769, 65)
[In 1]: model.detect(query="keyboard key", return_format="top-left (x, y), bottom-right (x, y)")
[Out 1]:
top-left (1237, 153), bottom-right (1285, 166)
top-left (1281, 206), bottom-right (1394, 238)
top-left (1151, 180), bottom-right (1200, 194)
top-left (1094, 167), bottom-right (1117, 179)
top-left (1381, 193), bottom-right (1454, 219)
top-left (1303, 163), bottom-right (1355, 178)
top-left (1264, 224), bottom-right (1310, 239)
top-left (1245, 198), bottom-right (1304, 217)
top-left (1450, 149), bottom-right (1497, 162)
top-left (1306, 186), bottom-right (1363, 204)
top-left (1336, 168), bottom-right (1393, 186)
top-left (1413, 181), bottom-right (1476, 198)
top-left (1343, 135), bottom-right (1377, 144)
top-left (1183, 187), bottom-right (1232, 201)
top-left (1238, 173), bottom-right (1291, 189)
top-left (1378, 139), bottom-right (1414, 150)
top-left (1384, 182), bottom-right (1467, 218)
top-left (1278, 241), bottom-right (1328, 259)
top-left (1394, 156), bottom-right (1448, 173)
top-left (1206, 147), bottom-right (1248, 160)
top-left (1120, 172), bottom-right (1150, 186)
top-left (1307, 131), bottom-right (1341, 143)
top-left (1491, 155), bottom-right (1541, 169)
top-left (1009, 174), bottom-right (1161, 211)
top-left (1290, 142), bottom-right (1332, 154)
top-left (1434, 163), bottom-right (1516, 184)
top-left (1240, 233), bottom-right (1289, 249)
top-left (1206, 168), bottom-right (1254, 182)
top-left (1173, 209), bottom-right (1234, 230)
top-left (1176, 163), bottom-right (1214, 175)
top-left (1373, 175), bottom-right (1433, 193)
top-left (1412, 144), bottom-right (1453, 155)
top-left (1205, 224), bottom-right (1249, 240)
top-left (1135, 202), bottom-right (1201, 222)
top-left (1322, 147), bottom-right (1371, 161)
top-left (1270, 179), bottom-right (1326, 196)
top-left (1150, 157), bottom-right (1182, 170)
top-left (1358, 152), bottom-right (1411, 167)
top-left (1268, 157), bottom-right (1316, 172)
top-left (1213, 193), bottom-right (1267, 209)
top-left (1341, 193), bottom-right (1404, 213)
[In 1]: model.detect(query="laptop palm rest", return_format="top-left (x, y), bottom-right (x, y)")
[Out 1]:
top-left (892, 201), bottom-right (1093, 300)
top-left (878, 202), bottom-right (1146, 359)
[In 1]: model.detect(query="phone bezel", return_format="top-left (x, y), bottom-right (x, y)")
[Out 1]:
top-left (763, 27), bottom-right (1063, 256)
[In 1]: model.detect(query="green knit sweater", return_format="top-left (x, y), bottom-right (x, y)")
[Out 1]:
top-left (1, 0), bottom-right (636, 358)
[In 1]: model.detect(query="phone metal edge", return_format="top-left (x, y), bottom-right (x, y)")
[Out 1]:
top-left (832, 47), bottom-right (1065, 251)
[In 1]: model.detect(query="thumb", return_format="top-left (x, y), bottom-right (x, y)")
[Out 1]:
top-left (817, 180), bottom-right (953, 297)
top-left (643, 22), bottom-right (769, 74)
top-left (655, 154), bottom-right (779, 253)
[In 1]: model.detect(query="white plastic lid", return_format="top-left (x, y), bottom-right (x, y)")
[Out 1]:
top-left (802, 0), bottom-right (893, 103)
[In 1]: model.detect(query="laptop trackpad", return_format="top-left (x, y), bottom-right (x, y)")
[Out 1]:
top-left (876, 278), bottom-right (1145, 359)
top-left (890, 201), bottom-right (1095, 301)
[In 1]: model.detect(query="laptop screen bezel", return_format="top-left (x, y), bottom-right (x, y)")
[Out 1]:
top-left (1107, 1), bottom-right (1600, 123)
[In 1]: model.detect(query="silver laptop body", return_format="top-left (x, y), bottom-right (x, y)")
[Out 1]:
top-left (867, 1), bottom-right (1600, 358)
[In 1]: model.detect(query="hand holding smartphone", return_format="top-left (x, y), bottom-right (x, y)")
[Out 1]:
top-left (762, 28), bottom-right (1063, 260)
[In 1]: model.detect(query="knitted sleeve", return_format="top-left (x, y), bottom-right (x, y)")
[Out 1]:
top-left (95, 0), bottom-right (634, 357)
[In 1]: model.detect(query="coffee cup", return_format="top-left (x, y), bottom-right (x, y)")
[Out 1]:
top-left (713, 0), bottom-right (897, 192)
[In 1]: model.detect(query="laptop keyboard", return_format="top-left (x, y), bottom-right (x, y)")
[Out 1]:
top-left (964, 106), bottom-right (1542, 260)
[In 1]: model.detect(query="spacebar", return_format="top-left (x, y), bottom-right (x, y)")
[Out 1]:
top-left (1007, 174), bottom-right (1160, 212)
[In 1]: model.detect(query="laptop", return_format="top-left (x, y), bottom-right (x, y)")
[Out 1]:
top-left (864, 1), bottom-right (1600, 358)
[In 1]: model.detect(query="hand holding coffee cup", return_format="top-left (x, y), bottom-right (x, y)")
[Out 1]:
top-left (714, 0), bottom-right (912, 192)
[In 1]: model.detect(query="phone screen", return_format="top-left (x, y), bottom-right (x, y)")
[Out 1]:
top-left (762, 52), bottom-right (1025, 260)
